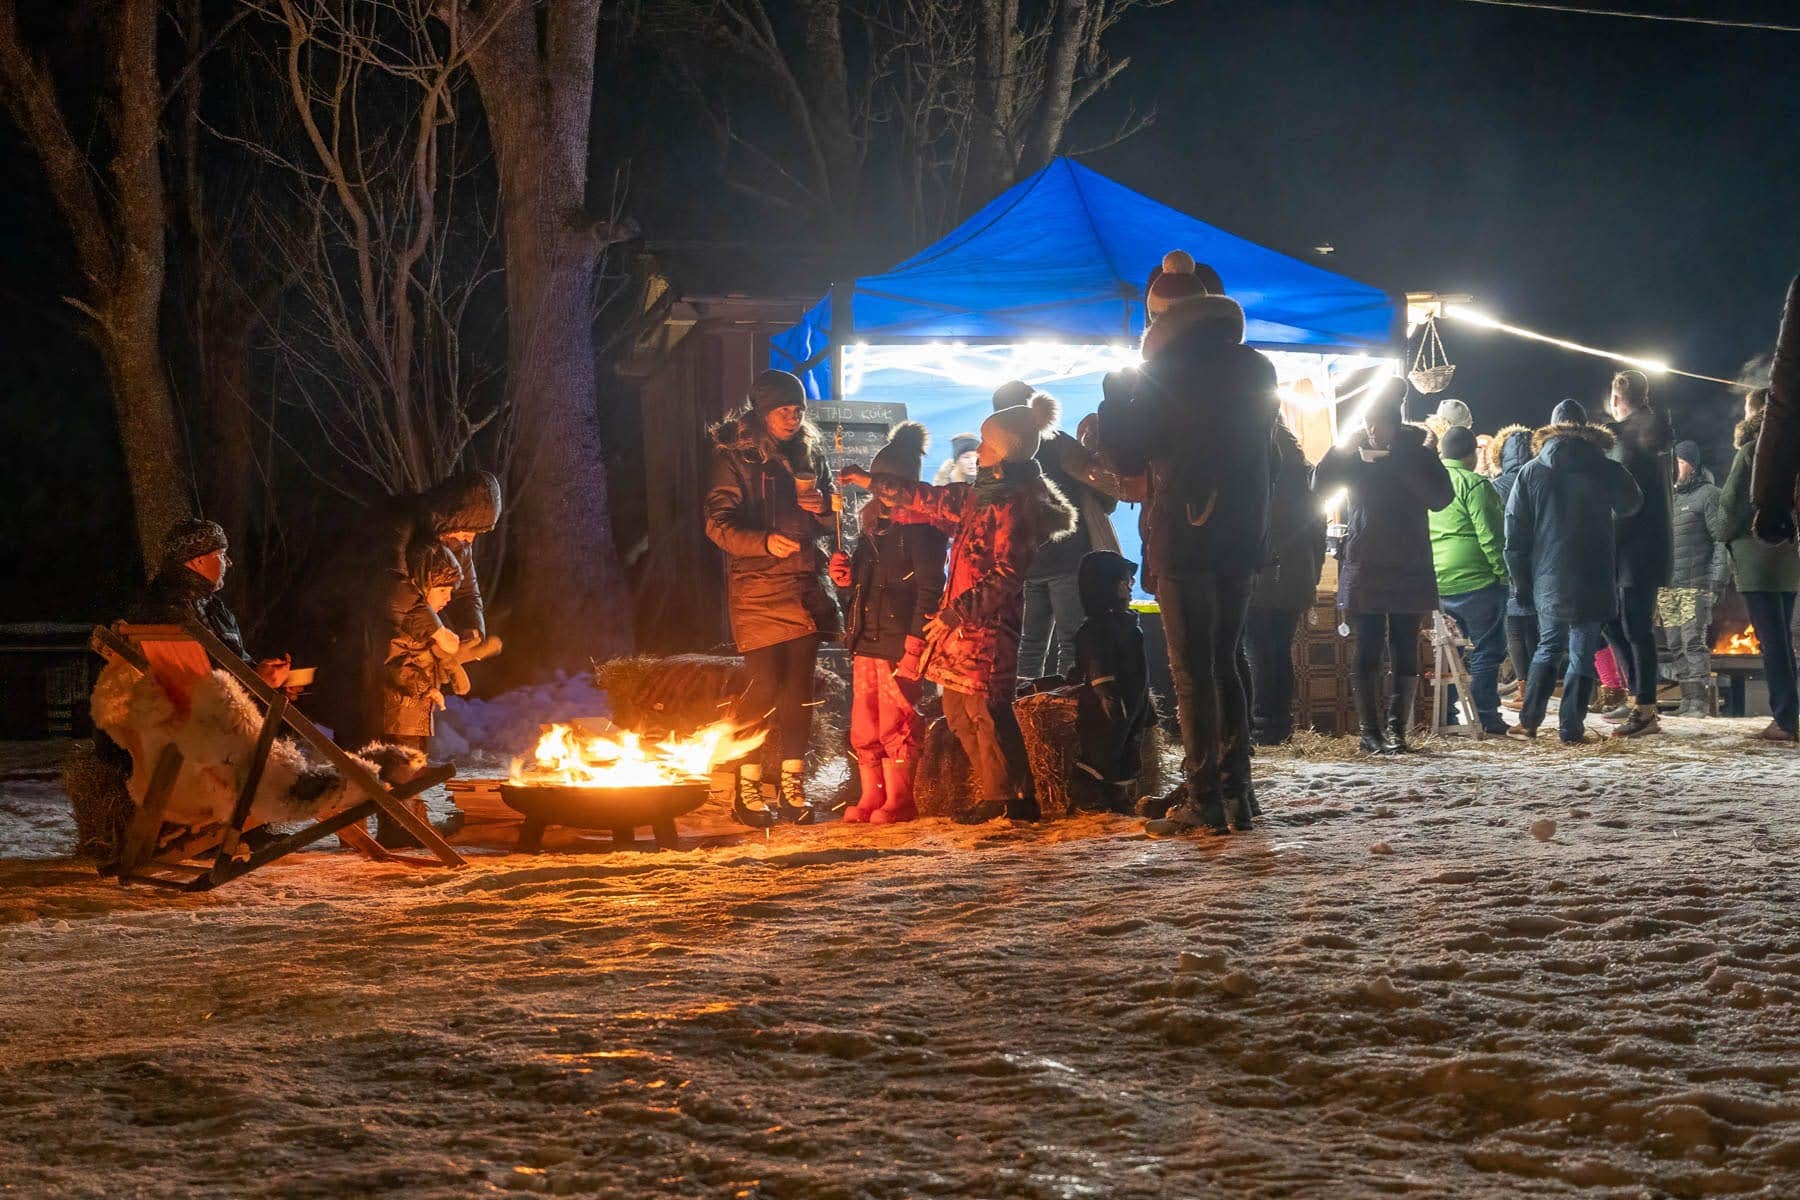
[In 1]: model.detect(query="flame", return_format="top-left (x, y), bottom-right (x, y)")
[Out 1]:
top-left (510, 719), bottom-right (765, 788)
top-left (1714, 624), bottom-right (1761, 656)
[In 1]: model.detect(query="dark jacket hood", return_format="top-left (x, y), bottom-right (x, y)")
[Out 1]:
top-left (1143, 294), bottom-right (1247, 361)
top-left (1077, 551), bottom-right (1137, 619)
top-left (1531, 422), bottom-right (1618, 458)
top-left (422, 470), bottom-right (502, 536)
top-left (1612, 406), bottom-right (1674, 458)
top-left (1494, 424), bottom-right (1533, 473)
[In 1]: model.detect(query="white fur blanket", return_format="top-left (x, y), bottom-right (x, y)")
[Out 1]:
top-left (89, 661), bottom-right (401, 830)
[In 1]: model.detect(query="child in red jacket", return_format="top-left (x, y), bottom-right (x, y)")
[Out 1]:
top-left (841, 393), bottom-right (1075, 823)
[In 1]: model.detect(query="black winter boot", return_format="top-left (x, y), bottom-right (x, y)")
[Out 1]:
top-left (1353, 669), bottom-right (1394, 755)
top-left (1508, 662), bottom-right (1558, 738)
top-left (1387, 676), bottom-right (1421, 753)
top-left (1221, 739), bottom-right (1256, 830)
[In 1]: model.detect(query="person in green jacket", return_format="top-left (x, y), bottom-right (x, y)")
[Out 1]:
top-left (1429, 426), bottom-right (1511, 734)
top-left (1708, 387), bottom-right (1800, 741)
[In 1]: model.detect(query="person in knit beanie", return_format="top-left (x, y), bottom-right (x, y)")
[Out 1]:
top-left (988, 383), bottom-right (1124, 677)
top-left (828, 423), bottom-right (948, 825)
top-left (933, 432), bottom-right (980, 485)
top-left (838, 395), bottom-right (1075, 824)
top-left (126, 517), bottom-right (297, 691)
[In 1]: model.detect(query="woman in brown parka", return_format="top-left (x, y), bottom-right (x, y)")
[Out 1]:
top-left (705, 370), bottom-right (841, 828)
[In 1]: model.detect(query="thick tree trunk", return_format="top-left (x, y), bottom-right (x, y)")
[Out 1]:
top-left (1021, 0), bottom-right (1087, 174)
top-left (962, 0), bottom-right (1019, 215)
top-left (193, 286), bottom-right (258, 560)
top-left (469, 1), bottom-right (632, 671)
top-left (101, 319), bottom-right (193, 571)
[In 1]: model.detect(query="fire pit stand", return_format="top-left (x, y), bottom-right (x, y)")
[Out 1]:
top-left (1712, 654), bottom-right (1766, 718)
top-left (498, 781), bottom-right (710, 852)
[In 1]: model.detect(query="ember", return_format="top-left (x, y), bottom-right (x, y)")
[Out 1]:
top-left (1714, 624), bottom-right (1761, 656)
top-left (510, 719), bottom-right (765, 788)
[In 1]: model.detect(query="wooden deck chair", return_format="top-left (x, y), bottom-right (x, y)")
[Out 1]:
top-left (89, 620), bottom-right (464, 891)
top-left (1429, 610), bottom-right (1484, 739)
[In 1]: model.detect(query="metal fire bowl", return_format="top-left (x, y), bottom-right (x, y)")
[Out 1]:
top-left (499, 781), bottom-right (710, 851)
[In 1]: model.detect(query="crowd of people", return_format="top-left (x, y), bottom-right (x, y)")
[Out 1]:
top-left (705, 259), bottom-right (1800, 836)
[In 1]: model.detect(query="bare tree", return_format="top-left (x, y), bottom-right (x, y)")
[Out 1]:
top-left (237, 0), bottom-right (505, 498)
top-left (453, 0), bottom-right (638, 667)
top-left (0, 0), bottom-right (192, 569)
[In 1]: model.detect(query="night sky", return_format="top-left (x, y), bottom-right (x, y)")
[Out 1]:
top-left (2, 0), bottom-right (1797, 622)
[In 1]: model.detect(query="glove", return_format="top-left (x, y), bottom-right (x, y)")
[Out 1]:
top-left (447, 661), bottom-right (472, 696)
top-left (828, 551), bottom-right (852, 589)
top-left (896, 635), bottom-right (925, 681)
top-left (1753, 506), bottom-right (1797, 546)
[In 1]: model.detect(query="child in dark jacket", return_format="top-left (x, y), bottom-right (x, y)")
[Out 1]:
top-left (828, 423), bottom-right (949, 825)
top-left (382, 540), bottom-right (465, 750)
top-left (840, 394), bottom-right (1076, 824)
top-left (1066, 551), bottom-right (1154, 814)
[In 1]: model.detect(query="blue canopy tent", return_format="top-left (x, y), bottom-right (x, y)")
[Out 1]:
top-left (769, 156), bottom-right (1401, 594)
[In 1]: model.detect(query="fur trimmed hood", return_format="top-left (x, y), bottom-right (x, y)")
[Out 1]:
top-left (1142, 293), bottom-right (1246, 361)
top-left (1493, 423), bottom-right (1533, 468)
top-left (1736, 411), bottom-right (1764, 451)
top-left (709, 408), bottom-right (823, 467)
top-left (1531, 422), bottom-right (1617, 456)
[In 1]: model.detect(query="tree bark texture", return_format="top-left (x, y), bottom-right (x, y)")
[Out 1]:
top-left (467, 0), bottom-right (633, 669)
top-left (0, 0), bottom-right (191, 571)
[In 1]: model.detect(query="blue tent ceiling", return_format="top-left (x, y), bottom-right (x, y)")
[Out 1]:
top-left (770, 157), bottom-right (1400, 398)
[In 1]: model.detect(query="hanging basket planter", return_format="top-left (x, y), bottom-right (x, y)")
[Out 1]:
top-left (1408, 316), bottom-right (1456, 394)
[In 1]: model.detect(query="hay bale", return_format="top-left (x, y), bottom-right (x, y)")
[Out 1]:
top-left (1014, 691), bottom-right (1081, 820)
top-left (62, 743), bottom-right (132, 864)
top-left (913, 690), bottom-right (976, 818)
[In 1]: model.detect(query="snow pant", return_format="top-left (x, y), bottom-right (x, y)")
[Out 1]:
top-left (1532, 619), bottom-right (1605, 741)
top-left (1505, 612), bottom-right (1541, 686)
top-left (1744, 591), bottom-right (1799, 734)
top-left (1017, 569), bottom-right (1083, 680)
top-left (1244, 605), bottom-right (1303, 743)
top-left (850, 654), bottom-right (924, 765)
top-left (1440, 585), bottom-right (1508, 724)
top-left (941, 686), bottom-right (1031, 807)
top-left (1602, 584), bottom-right (1660, 706)
top-left (1654, 587), bottom-right (1712, 684)
top-left (1157, 572), bottom-right (1253, 808)
top-left (739, 634), bottom-right (819, 761)
top-left (1352, 612), bottom-right (1421, 677)
top-left (1594, 645), bottom-right (1626, 689)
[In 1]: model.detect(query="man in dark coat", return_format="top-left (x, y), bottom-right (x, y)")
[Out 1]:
top-left (1751, 275), bottom-right (1800, 544)
top-left (1066, 550), bottom-right (1154, 814)
top-left (1491, 421), bottom-right (1542, 698)
top-left (1244, 419), bottom-right (1325, 745)
top-left (1098, 291), bottom-right (1278, 834)
top-left (1505, 400), bottom-right (1643, 743)
top-left (992, 380), bottom-right (1122, 680)
top-left (1660, 441), bottom-right (1726, 715)
top-left (129, 517), bottom-right (293, 687)
top-left (1602, 370), bottom-right (1676, 736)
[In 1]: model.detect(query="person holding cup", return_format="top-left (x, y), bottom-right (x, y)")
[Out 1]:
top-left (705, 370), bottom-right (842, 826)
top-left (1312, 397), bottom-right (1454, 754)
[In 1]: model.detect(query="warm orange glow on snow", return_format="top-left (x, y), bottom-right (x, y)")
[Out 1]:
top-left (1715, 624), bottom-right (1761, 656)
top-left (511, 720), bottom-right (764, 788)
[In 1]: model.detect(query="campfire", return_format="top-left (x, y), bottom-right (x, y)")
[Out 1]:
top-left (1714, 624), bottom-right (1761, 656)
top-left (510, 719), bottom-right (765, 789)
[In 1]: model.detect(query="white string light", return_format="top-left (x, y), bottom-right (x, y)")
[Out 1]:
top-left (1442, 305), bottom-right (1742, 387)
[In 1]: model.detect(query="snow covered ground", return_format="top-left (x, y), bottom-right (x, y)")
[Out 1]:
top-left (3, 714), bottom-right (1800, 1198)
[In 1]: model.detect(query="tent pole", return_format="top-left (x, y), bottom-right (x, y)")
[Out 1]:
top-left (830, 283), bottom-right (853, 401)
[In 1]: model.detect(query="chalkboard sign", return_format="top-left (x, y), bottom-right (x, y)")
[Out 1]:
top-left (812, 400), bottom-right (907, 548)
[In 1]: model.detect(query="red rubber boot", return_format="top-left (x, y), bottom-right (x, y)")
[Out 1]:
top-left (844, 763), bottom-right (886, 823)
top-left (870, 759), bottom-right (917, 825)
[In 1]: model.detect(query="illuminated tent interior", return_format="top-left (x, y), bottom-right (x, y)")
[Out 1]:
top-left (770, 158), bottom-right (1403, 582)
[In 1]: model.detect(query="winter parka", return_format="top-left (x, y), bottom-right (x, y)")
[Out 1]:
top-left (1609, 407), bottom-right (1677, 589)
top-left (1428, 459), bottom-right (1508, 597)
top-left (1250, 420), bottom-right (1326, 613)
top-left (382, 575), bottom-right (455, 738)
top-left (838, 499), bottom-right (948, 663)
top-left (1313, 423), bottom-right (1455, 615)
top-left (1504, 423), bottom-right (1643, 625)
top-left (1752, 276), bottom-right (1800, 523)
top-left (372, 470), bottom-right (499, 639)
top-left (1097, 295), bottom-right (1279, 592)
top-left (129, 566), bottom-right (251, 663)
top-left (1028, 430), bottom-right (1120, 580)
top-left (1669, 468), bottom-right (1726, 593)
top-left (1710, 413), bottom-right (1800, 594)
top-left (705, 413), bottom-right (842, 654)
top-left (1069, 553), bottom-right (1154, 785)
top-left (1491, 424), bottom-right (1533, 507)
top-left (887, 462), bottom-right (1076, 696)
